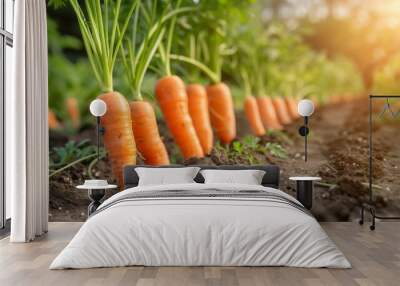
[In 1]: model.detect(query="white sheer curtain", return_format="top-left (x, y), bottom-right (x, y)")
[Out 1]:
top-left (8, 0), bottom-right (49, 242)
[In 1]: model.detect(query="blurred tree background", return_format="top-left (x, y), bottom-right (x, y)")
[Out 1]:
top-left (263, 0), bottom-right (400, 91)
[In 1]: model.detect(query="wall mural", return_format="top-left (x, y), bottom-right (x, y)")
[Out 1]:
top-left (48, 0), bottom-right (400, 222)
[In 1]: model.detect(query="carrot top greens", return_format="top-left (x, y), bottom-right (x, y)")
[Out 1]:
top-left (69, 0), bottom-right (137, 92)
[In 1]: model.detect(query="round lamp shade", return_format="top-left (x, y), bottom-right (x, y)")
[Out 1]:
top-left (89, 99), bottom-right (107, 117)
top-left (297, 99), bottom-right (314, 117)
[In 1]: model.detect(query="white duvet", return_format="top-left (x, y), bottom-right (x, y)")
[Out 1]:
top-left (50, 183), bottom-right (350, 269)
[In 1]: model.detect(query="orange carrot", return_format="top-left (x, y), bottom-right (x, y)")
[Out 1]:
top-left (130, 101), bottom-right (169, 165)
top-left (98, 92), bottom-right (136, 187)
top-left (244, 96), bottom-right (265, 136)
top-left (206, 82), bottom-right (236, 144)
top-left (186, 84), bottom-right (213, 154)
top-left (256, 96), bottom-right (283, 130)
top-left (48, 109), bottom-right (61, 129)
top-left (285, 97), bottom-right (300, 120)
top-left (272, 97), bottom-right (292, 125)
top-left (155, 75), bottom-right (204, 159)
top-left (65, 97), bottom-right (80, 128)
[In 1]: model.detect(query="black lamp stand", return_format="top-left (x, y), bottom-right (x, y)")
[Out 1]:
top-left (298, 116), bottom-right (310, 162)
top-left (95, 116), bottom-right (105, 162)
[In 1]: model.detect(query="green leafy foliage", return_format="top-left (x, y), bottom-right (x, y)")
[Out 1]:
top-left (213, 136), bottom-right (287, 165)
top-left (170, 0), bottom-right (254, 83)
top-left (48, 18), bottom-right (99, 130)
top-left (48, 0), bottom-right (67, 9)
top-left (260, 23), bottom-right (363, 103)
top-left (265, 142), bottom-right (288, 159)
top-left (50, 140), bottom-right (99, 169)
top-left (69, 0), bottom-right (138, 92)
top-left (222, 6), bottom-right (364, 106)
top-left (119, 1), bottom-right (168, 100)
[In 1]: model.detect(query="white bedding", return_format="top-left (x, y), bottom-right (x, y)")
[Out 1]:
top-left (50, 183), bottom-right (350, 269)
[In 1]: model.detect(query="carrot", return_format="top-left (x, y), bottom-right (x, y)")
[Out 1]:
top-left (130, 101), bottom-right (169, 165)
top-left (155, 75), bottom-right (204, 159)
top-left (186, 84), bottom-right (213, 154)
top-left (272, 97), bottom-right (292, 125)
top-left (244, 96), bottom-right (265, 136)
top-left (65, 97), bottom-right (80, 128)
top-left (206, 82), bottom-right (236, 144)
top-left (48, 109), bottom-right (61, 129)
top-left (256, 96), bottom-right (283, 130)
top-left (98, 92), bottom-right (136, 187)
top-left (285, 97), bottom-right (300, 120)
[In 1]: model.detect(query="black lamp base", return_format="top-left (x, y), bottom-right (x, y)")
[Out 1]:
top-left (88, 189), bottom-right (105, 216)
top-left (296, 180), bottom-right (313, 209)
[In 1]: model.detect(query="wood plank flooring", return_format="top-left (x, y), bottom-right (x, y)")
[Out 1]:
top-left (0, 222), bottom-right (399, 286)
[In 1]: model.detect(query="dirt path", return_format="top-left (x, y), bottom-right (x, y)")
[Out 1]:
top-left (277, 99), bottom-right (362, 220)
top-left (280, 96), bottom-right (400, 221)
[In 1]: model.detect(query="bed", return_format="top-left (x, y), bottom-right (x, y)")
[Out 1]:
top-left (50, 165), bottom-right (350, 269)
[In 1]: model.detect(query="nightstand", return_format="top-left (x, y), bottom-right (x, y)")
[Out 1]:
top-left (289, 177), bottom-right (321, 210)
top-left (76, 180), bottom-right (117, 216)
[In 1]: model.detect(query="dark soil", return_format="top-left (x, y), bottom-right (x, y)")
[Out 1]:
top-left (49, 96), bottom-right (400, 222)
top-left (281, 97), bottom-right (400, 221)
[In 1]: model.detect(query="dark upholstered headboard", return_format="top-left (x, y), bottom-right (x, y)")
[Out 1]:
top-left (123, 165), bottom-right (280, 189)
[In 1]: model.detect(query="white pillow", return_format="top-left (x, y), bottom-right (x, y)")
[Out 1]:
top-left (135, 167), bottom-right (200, 186)
top-left (200, 169), bottom-right (266, 185)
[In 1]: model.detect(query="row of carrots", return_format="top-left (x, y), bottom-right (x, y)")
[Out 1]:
top-left (48, 93), bottom-right (301, 139)
top-left (134, 79), bottom-right (302, 168)
top-left (49, 78), bottom-right (300, 186)
top-left (52, 0), bottom-right (311, 187)
top-left (244, 95), bottom-right (300, 136)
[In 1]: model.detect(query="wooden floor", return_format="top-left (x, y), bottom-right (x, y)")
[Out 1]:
top-left (0, 222), bottom-right (399, 286)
